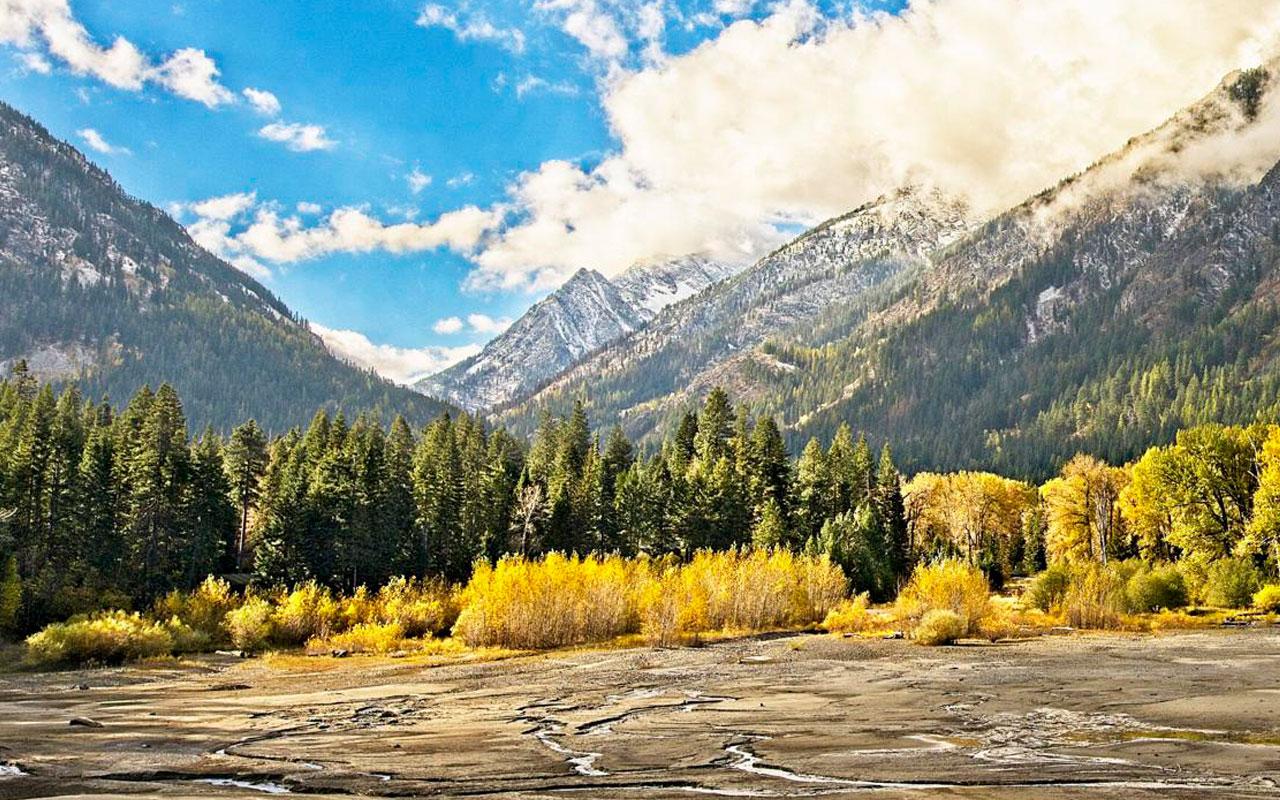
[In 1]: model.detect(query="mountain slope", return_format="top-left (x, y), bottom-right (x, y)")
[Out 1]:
top-left (498, 187), bottom-right (973, 438)
top-left (0, 101), bottom-right (454, 431)
top-left (417, 255), bottom-right (736, 411)
top-left (502, 62), bottom-right (1280, 478)
top-left (749, 63), bottom-right (1280, 475)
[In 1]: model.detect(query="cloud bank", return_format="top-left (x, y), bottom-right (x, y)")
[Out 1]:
top-left (468, 0), bottom-right (1280, 289)
top-left (311, 323), bottom-right (479, 385)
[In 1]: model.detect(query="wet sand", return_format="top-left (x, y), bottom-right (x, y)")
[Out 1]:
top-left (1, 629), bottom-right (1278, 798)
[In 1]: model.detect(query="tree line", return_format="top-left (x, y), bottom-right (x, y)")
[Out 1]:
top-left (0, 370), bottom-right (910, 634)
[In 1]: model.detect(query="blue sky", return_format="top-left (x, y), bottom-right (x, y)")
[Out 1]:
top-left (0, 0), bottom-right (1271, 383)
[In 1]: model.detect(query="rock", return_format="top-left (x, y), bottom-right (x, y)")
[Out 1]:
top-left (883, 631), bottom-right (904, 640)
top-left (215, 649), bottom-right (246, 658)
top-left (331, 649), bottom-right (349, 658)
top-left (389, 650), bottom-right (408, 658)
top-left (71, 683), bottom-right (89, 691)
top-left (68, 717), bottom-right (103, 728)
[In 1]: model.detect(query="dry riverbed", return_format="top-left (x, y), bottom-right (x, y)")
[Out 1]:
top-left (1, 629), bottom-right (1278, 798)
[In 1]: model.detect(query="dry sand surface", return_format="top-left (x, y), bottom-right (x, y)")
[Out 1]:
top-left (0, 629), bottom-right (1278, 799)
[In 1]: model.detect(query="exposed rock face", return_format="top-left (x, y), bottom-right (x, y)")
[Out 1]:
top-left (416, 255), bottom-right (739, 412)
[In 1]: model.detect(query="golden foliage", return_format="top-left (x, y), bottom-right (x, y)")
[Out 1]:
top-left (224, 596), bottom-right (274, 651)
top-left (895, 559), bottom-right (991, 636)
top-left (308, 622), bottom-right (405, 655)
top-left (25, 611), bottom-right (175, 665)
top-left (822, 593), bottom-right (873, 633)
top-left (1254, 584), bottom-right (1280, 613)
top-left (454, 549), bottom-right (847, 649)
top-left (913, 609), bottom-right (966, 645)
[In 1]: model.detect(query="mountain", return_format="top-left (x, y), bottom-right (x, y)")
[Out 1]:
top-left (0, 101), bottom-right (454, 431)
top-left (768, 63), bottom-right (1280, 475)
top-left (497, 186), bottom-right (973, 438)
top-left (416, 255), bottom-right (737, 411)
top-left (502, 62), bottom-right (1280, 477)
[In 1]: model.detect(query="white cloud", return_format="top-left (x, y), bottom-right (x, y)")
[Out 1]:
top-left (466, 313), bottom-right (512, 334)
top-left (296, 201), bottom-right (322, 214)
top-left (180, 192), bottom-right (500, 276)
top-left (258, 121), bottom-right (337, 152)
top-left (17, 49), bottom-right (48, 72)
top-left (447, 172), bottom-right (476, 188)
top-left (150, 47), bottom-right (234, 107)
top-left (417, 3), bottom-right (526, 54)
top-left (0, 0), bottom-right (233, 104)
top-left (515, 74), bottom-right (579, 99)
top-left (242, 87), bottom-right (281, 116)
top-left (189, 191), bottom-right (256, 220)
top-left (311, 323), bottom-right (480, 385)
top-left (433, 316), bottom-right (464, 334)
top-left (407, 166), bottom-right (432, 193)
top-left (469, 0), bottom-right (1280, 288)
top-left (713, 0), bottom-right (754, 17)
top-left (537, 0), bottom-right (628, 61)
top-left (76, 127), bottom-right (128, 155)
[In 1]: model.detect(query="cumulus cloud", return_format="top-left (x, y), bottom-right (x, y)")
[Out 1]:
top-left (189, 191), bottom-right (256, 220)
top-left (407, 166), bottom-right (432, 194)
top-left (537, 0), bottom-right (628, 61)
top-left (258, 121), bottom-right (337, 152)
top-left (242, 87), bottom-right (282, 116)
top-left (433, 316), bottom-right (465, 334)
top-left (0, 0), bottom-right (233, 104)
top-left (466, 313), bottom-right (512, 334)
top-left (151, 47), bottom-right (234, 107)
top-left (311, 323), bottom-right (480, 385)
top-left (179, 192), bottom-right (500, 277)
top-left (76, 127), bottom-right (128, 155)
top-left (417, 3), bottom-right (526, 54)
top-left (296, 201), bottom-right (322, 214)
top-left (468, 0), bottom-right (1280, 288)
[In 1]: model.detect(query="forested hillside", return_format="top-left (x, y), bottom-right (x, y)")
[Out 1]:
top-left (503, 65), bottom-right (1280, 478)
top-left (0, 101), bottom-right (453, 431)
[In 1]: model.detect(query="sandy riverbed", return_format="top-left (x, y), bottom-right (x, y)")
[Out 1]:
top-left (0, 629), bottom-right (1278, 798)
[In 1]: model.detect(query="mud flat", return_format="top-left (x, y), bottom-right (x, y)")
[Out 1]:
top-left (1, 629), bottom-right (1278, 799)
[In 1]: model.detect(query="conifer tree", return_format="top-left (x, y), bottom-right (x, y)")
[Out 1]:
top-left (225, 419), bottom-right (268, 569)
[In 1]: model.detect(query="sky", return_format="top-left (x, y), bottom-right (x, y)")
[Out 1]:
top-left (2, 0), bottom-right (1280, 385)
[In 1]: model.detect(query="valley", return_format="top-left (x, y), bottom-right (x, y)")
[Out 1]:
top-left (1, 629), bottom-right (1278, 798)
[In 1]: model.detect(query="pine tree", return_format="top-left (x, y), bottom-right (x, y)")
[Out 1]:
top-left (225, 419), bottom-right (268, 570)
top-left (186, 429), bottom-right (235, 586)
top-left (874, 444), bottom-right (909, 581)
top-left (123, 384), bottom-right (191, 599)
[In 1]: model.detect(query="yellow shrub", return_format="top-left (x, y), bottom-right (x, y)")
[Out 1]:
top-left (307, 622), bottom-right (405, 655)
top-left (224, 596), bottom-right (275, 651)
top-left (154, 577), bottom-right (239, 644)
top-left (1253, 584), bottom-right (1280, 613)
top-left (913, 609), bottom-right (966, 646)
top-left (1063, 564), bottom-right (1125, 629)
top-left (895, 559), bottom-right (991, 636)
top-left (273, 582), bottom-right (340, 645)
top-left (376, 577), bottom-right (458, 637)
top-left (26, 611), bottom-right (174, 665)
top-left (454, 553), bottom-right (649, 648)
top-left (454, 549), bottom-right (842, 649)
top-left (822, 593), bottom-right (872, 633)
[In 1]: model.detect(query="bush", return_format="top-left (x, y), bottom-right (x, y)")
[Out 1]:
top-left (273, 582), bottom-right (339, 645)
top-left (376, 577), bottom-right (457, 637)
top-left (1204, 558), bottom-right (1262, 609)
top-left (455, 553), bottom-right (649, 649)
top-left (1124, 564), bottom-right (1187, 613)
top-left (1026, 564), bottom-right (1071, 611)
top-left (154, 577), bottom-right (239, 645)
top-left (895, 559), bottom-right (990, 636)
top-left (1253, 584), bottom-right (1280, 613)
top-left (224, 596), bottom-right (274, 651)
top-left (822, 594), bottom-right (872, 633)
top-left (26, 611), bottom-right (174, 665)
top-left (913, 609), bottom-right (966, 645)
top-left (308, 622), bottom-right (405, 655)
top-left (454, 549), bottom-right (845, 649)
top-left (1063, 564), bottom-right (1125, 629)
